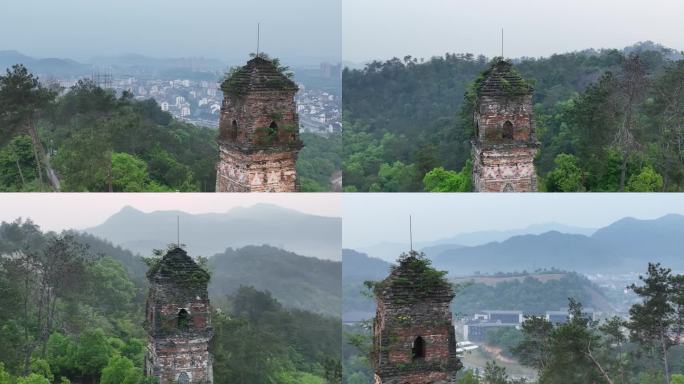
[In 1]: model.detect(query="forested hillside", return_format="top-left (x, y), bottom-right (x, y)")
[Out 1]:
top-left (341, 249), bottom-right (612, 321)
top-left (209, 245), bottom-right (341, 316)
top-left (342, 42), bottom-right (684, 192)
top-left (0, 64), bottom-right (339, 192)
top-left (0, 219), bottom-right (341, 383)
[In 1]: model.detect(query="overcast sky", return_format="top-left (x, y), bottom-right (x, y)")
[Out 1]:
top-left (0, 194), bottom-right (341, 233)
top-left (343, 0), bottom-right (684, 63)
top-left (343, 194), bottom-right (684, 248)
top-left (0, 0), bottom-right (341, 63)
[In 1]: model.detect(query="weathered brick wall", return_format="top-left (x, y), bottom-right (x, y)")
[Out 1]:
top-left (218, 91), bottom-right (299, 146)
top-left (375, 371), bottom-right (456, 384)
top-left (472, 145), bottom-right (538, 192)
top-left (215, 148), bottom-right (299, 192)
top-left (475, 94), bottom-right (534, 142)
top-left (216, 89), bottom-right (302, 192)
top-left (472, 89), bottom-right (539, 192)
top-left (373, 255), bottom-right (462, 384)
top-left (374, 301), bottom-right (459, 383)
top-left (151, 337), bottom-right (213, 383)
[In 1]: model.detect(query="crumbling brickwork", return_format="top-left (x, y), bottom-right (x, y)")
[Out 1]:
top-left (372, 252), bottom-right (462, 384)
top-left (472, 60), bottom-right (539, 192)
top-left (215, 57), bottom-right (303, 192)
top-left (145, 248), bottom-right (213, 384)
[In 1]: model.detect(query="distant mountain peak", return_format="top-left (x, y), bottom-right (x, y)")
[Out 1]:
top-left (225, 203), bottom-right (314, 218)
top-left (118, 205), bottom-right (144, 215)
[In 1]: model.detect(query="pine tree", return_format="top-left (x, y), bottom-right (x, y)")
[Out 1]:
top-left (628, 263), bottom-right (683, 384)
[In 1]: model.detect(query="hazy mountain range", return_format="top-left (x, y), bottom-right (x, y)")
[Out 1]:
top-left (72, 229), bottom-right (340, 316)
top-left (83, 203), bottom-right (341, 261)
top-left (357, 222), bottom-right (596, 262)
top-left (353, 214), bottom-right (684, 275)
top-left (0, 50), bottom-right (338, 80)
top-left (0, 50), bottom-right (90, 77)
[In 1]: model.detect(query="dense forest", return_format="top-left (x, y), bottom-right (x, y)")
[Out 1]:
top-left (342, 42), bottom-right (684, 192)
top-left (451, 272), bottom-right (610, 315)
top-left (343, 258), bottom-right (684, 384)
top-left (0, 64), bottom-right (340, 192)
top-left (208, 245), bottom-right (342, 316)
top-left (0, 219), bottom-right (341, 383)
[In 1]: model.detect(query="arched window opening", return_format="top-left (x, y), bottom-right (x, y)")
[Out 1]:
top-left (503, 120), bottom-right (514, 140)
top-left (177, 308), bottom-right (190, 330)
top-left (269, 121), bottom-right (279, 137)
top-left (231, 120), bottom-right (238, 139)
top-left (177, 372), bottom-right (190, 384)
top-left (503, 183), bottom-right (515, 192)
top-left (412, 336), bottom-right (426, 360)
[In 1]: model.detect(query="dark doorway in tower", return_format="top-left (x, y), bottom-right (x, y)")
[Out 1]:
top-left (503, 121), bottom-right (514, 140)
top-left (269, 121), bottom-right (279, 138)
top-left (412, 336), bottom-right (426, 360)
top-left (231, 120), bottom-right (238, 139)
top-left (177, 372), bottom-right (190, 384)
top-left (177, 308), bottom-right (190, 330)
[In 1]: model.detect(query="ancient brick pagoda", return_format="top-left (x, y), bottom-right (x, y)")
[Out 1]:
top-left (215, 56), bottom-right (303, 192)
top-left (372, 251), bottom-right (462, 384)
top-left (145, 247), bottom-right (213, 383)
top-left (471, 59), bottom-right (539, 192)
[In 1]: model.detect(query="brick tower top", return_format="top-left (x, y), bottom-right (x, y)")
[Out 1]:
top-left (221, 56), bottom-right (298, 95)
top-left (217, 56), bottom-right (302, 152)
top-left (372, 251), bottom-right (462, 384)
top-left (473, 59), bottom-right (536, 145)
top-left (374, 251), bottom-right (455, 305)
top-left (145, 247), bottom-right (212, 338)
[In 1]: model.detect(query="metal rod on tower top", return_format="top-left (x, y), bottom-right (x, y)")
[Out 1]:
top-left (501, 28), bottom-right (504, 58)
top-left (257, 23), bottom-right (260, 58)
top-left (409, 215), bottom-right (413, 252)
top-left (177, 215), bottom-right (180, 248)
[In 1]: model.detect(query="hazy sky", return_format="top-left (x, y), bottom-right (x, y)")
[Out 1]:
top-left (0, 0), bottom-right (341, 63)
top-left (343, 0), bottom-right (684, 63)
top-left (343, 194), bottom-right (684, 248)
top-left (0, 194), bottom-right (341, 233)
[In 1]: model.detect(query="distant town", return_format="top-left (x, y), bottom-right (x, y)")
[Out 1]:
top-left (53, 62), bottom-right (342, 135)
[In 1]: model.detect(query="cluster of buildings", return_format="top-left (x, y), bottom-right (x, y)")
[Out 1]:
top-left (114, 77), bottom-right (221, 128)
top-left (55, 63), bottom-right (342, 135)
top-left (295, 86), bottom-right (342, 135)
top-left (461, 308), bottom-right (596, 342)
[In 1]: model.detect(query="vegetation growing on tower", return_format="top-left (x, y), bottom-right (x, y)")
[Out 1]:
top-left (372, 251), bottom-right (452, 300)
top-left (220, 53), bottom-right (297, 95)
